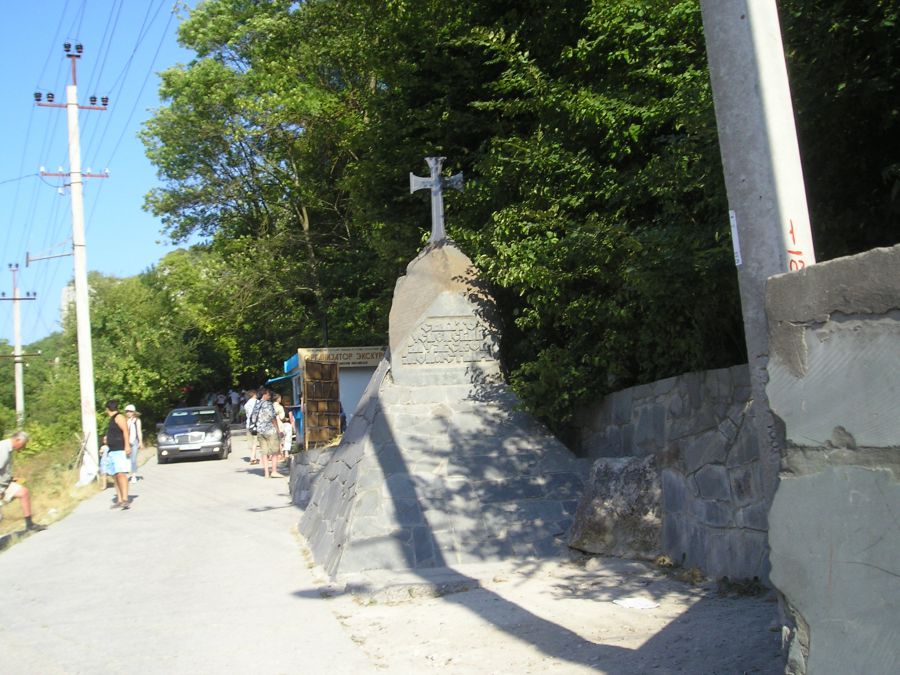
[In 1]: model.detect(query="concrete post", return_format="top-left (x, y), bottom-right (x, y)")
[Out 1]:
top-left (66, 82), bottom-right (99, 469)
top-left (699, 1), bottom-right (816, 508)
top-left (12, 272), bottom-right (24, 427)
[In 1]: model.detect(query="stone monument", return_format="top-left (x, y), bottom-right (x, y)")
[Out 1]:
top-left (295, 158), bottom-right (588, 578)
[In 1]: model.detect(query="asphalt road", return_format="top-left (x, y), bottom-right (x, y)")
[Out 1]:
top-left (0, 429), bottom-right (375, 675)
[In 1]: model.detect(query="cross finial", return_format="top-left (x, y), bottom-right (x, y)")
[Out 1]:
top-left (410, 156), bottom-right (464, 243)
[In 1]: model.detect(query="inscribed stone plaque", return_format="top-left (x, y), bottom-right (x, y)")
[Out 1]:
top-left (401, 317), bottom-right (496, 366)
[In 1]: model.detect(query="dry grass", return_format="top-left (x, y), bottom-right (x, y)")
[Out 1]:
top-left (0, 445), bottom-right (103, 540)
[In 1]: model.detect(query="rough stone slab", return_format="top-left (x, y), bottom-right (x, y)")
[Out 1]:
top-left (770, 467), bottom-right (900, 674)
top-left (693, 464), bottom-right (731, 501)
top-left (567, 455), bottom-right (661, 560)
top-left (683, 429), bottom-right (728, 474)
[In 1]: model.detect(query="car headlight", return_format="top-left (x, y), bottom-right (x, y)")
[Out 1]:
top-left (158, 433), bottom-right (174, 444)
top-left (206, 428), bottom-right (223, 441)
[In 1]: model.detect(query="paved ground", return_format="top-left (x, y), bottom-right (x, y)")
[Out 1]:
top-left (0, 430), bottom-right (375, 675)
top-left (0, 429), bottom-right (785, 674)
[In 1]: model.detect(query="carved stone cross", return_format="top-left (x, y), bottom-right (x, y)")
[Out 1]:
top-left (409, 156), bottom-right (464, 243)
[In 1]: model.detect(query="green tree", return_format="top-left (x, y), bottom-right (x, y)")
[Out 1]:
top-left (781, 0), bottom-right (900, 259)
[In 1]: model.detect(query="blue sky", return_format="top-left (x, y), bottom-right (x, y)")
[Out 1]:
top-left (0, 1), bottom-right (195, 346)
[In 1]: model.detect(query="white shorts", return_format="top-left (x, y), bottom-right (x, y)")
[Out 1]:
top-left (106, 450), bottom-right (131, 475)
top-left (2, 482), bottom-right (24, 502)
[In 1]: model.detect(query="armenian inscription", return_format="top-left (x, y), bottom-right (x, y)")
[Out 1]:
top-left (401, 317), bottom-right (495, 366)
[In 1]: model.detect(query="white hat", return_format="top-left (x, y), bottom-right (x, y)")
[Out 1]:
top-left (124, 404), bottom-right (137, 412)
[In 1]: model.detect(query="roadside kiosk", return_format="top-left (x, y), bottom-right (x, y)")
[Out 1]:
top-left (270, 346), bottom-right (385, 449)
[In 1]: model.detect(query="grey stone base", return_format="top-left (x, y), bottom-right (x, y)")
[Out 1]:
top-left (298, 359), bottom-right (589, 578)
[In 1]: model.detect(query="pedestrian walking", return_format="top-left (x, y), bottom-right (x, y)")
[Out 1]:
top-left (243, 389), bottom-right (260, 465)
top-left (98, 436), bottom-right (112, 489)
top-left (254, 388), bottom-right (284, 479)
top-left (104, 400), bottom-right (132, 509)
top-left (125, 404), bottom-right (144, 483)
top-left (229, 389), bottom-right (240, 423)
top-left (272, 393), bottom-right (290, 463)
top-left (0, 431), bottom-right (46, 532)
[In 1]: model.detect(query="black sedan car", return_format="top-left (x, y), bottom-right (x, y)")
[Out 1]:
top-left (157, 406), bottom-right (231, 463)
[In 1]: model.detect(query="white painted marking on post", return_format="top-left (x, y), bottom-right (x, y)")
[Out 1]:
top-left (729, 210), bottom-right (743, 267)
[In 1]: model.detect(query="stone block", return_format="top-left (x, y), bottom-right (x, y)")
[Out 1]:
top-left (716, 417), bottom-right (739, 445)
top-left (431, 529), bottom-right (460, 565)
top-left (354, 488), bottom-right (381, 516)
top-left (424, 508), bottom-right (482, 534)
top-left (670, 406), bottom-right (717, 440)
top-left (661, 512), bottom-right (685, 555)
top-left (705, 529), bottom-right (768, 581)
top-left (369, 412), bottom-right (395, 446)
top-left (686, 372), bottom-right (703, 412)
top-left (567, 455), bottom-right (661, 560)
top-left (729, 463), bottom-right (760, 506)
top-left (668, 393), bottom-right (685, 418)
top-left (705, 369), bottom-right (725, 399)
top-left (652, 375), bottom-right (678, 396)
top-left (350, 515), bottom-right (390, 539)
top-left (621, 423), bottom-right (635, 455)
top-left (339, 531), bottom-right (415, 573)
top-left (412, 526), bottom-right (439, 568)
top-left (634, 404), bottom-right (666, 453)
top-left (726, 424), bottom-right (760, 467)
top-left (735, 502), bottom-right (768, 531)
top-left (373, 443), bottom-right (412, 477)
top-left (683, 429), bottom-right (728, 474)
top-left (693, 464), bottom-right (731, 501)
top-left (631, 382), bottom-right (654, 403)
top-left (661, 468), bottom-right (687, 514)
top-left (382, 473), bottom-right (418, 500)
top-left (682, 520), bottom-right (709, 571)
top-left (770, 465), bottom-right (900, 673)
top-left (610, 388), bottom-right (633, 426)
top-left (390, 498), bottom-right (425, 527)
top-left (690, 498), bottom-right (733, 528)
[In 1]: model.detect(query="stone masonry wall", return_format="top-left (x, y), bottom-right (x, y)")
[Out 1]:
top-left (575, 365), bottom-right (770, 580)
top-left (765, 245), bottom-right (900, 675)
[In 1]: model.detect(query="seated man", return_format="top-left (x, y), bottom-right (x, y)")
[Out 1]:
top-left (0, 431), bottom-right (46, 532)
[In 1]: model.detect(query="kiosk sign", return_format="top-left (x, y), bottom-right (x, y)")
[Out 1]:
top-left (297, 346), bottom-right (385, 369)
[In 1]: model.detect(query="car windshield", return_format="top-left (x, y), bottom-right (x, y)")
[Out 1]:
top-left (166, 409), bottom-right (218, 426)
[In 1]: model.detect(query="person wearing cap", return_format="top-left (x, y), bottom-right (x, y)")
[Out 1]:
top-left (125, 404), bottom-right (144, 484)
top-left (0, 431), bottom-right (46, 532)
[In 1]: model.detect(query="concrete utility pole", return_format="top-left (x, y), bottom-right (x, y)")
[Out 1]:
top-left (35, 43), bottom-right (109, 474)
top-left (0, 264), bottom-right (37, 427)
top-left (699, 1), bottom-right (816, 501)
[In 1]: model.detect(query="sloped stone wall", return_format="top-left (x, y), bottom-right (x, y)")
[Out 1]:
top-left (575, 365), bottom-right (769, 580)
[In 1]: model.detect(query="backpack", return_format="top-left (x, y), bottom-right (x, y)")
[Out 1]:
top-left (248, 400), bottom-right (261, 435)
